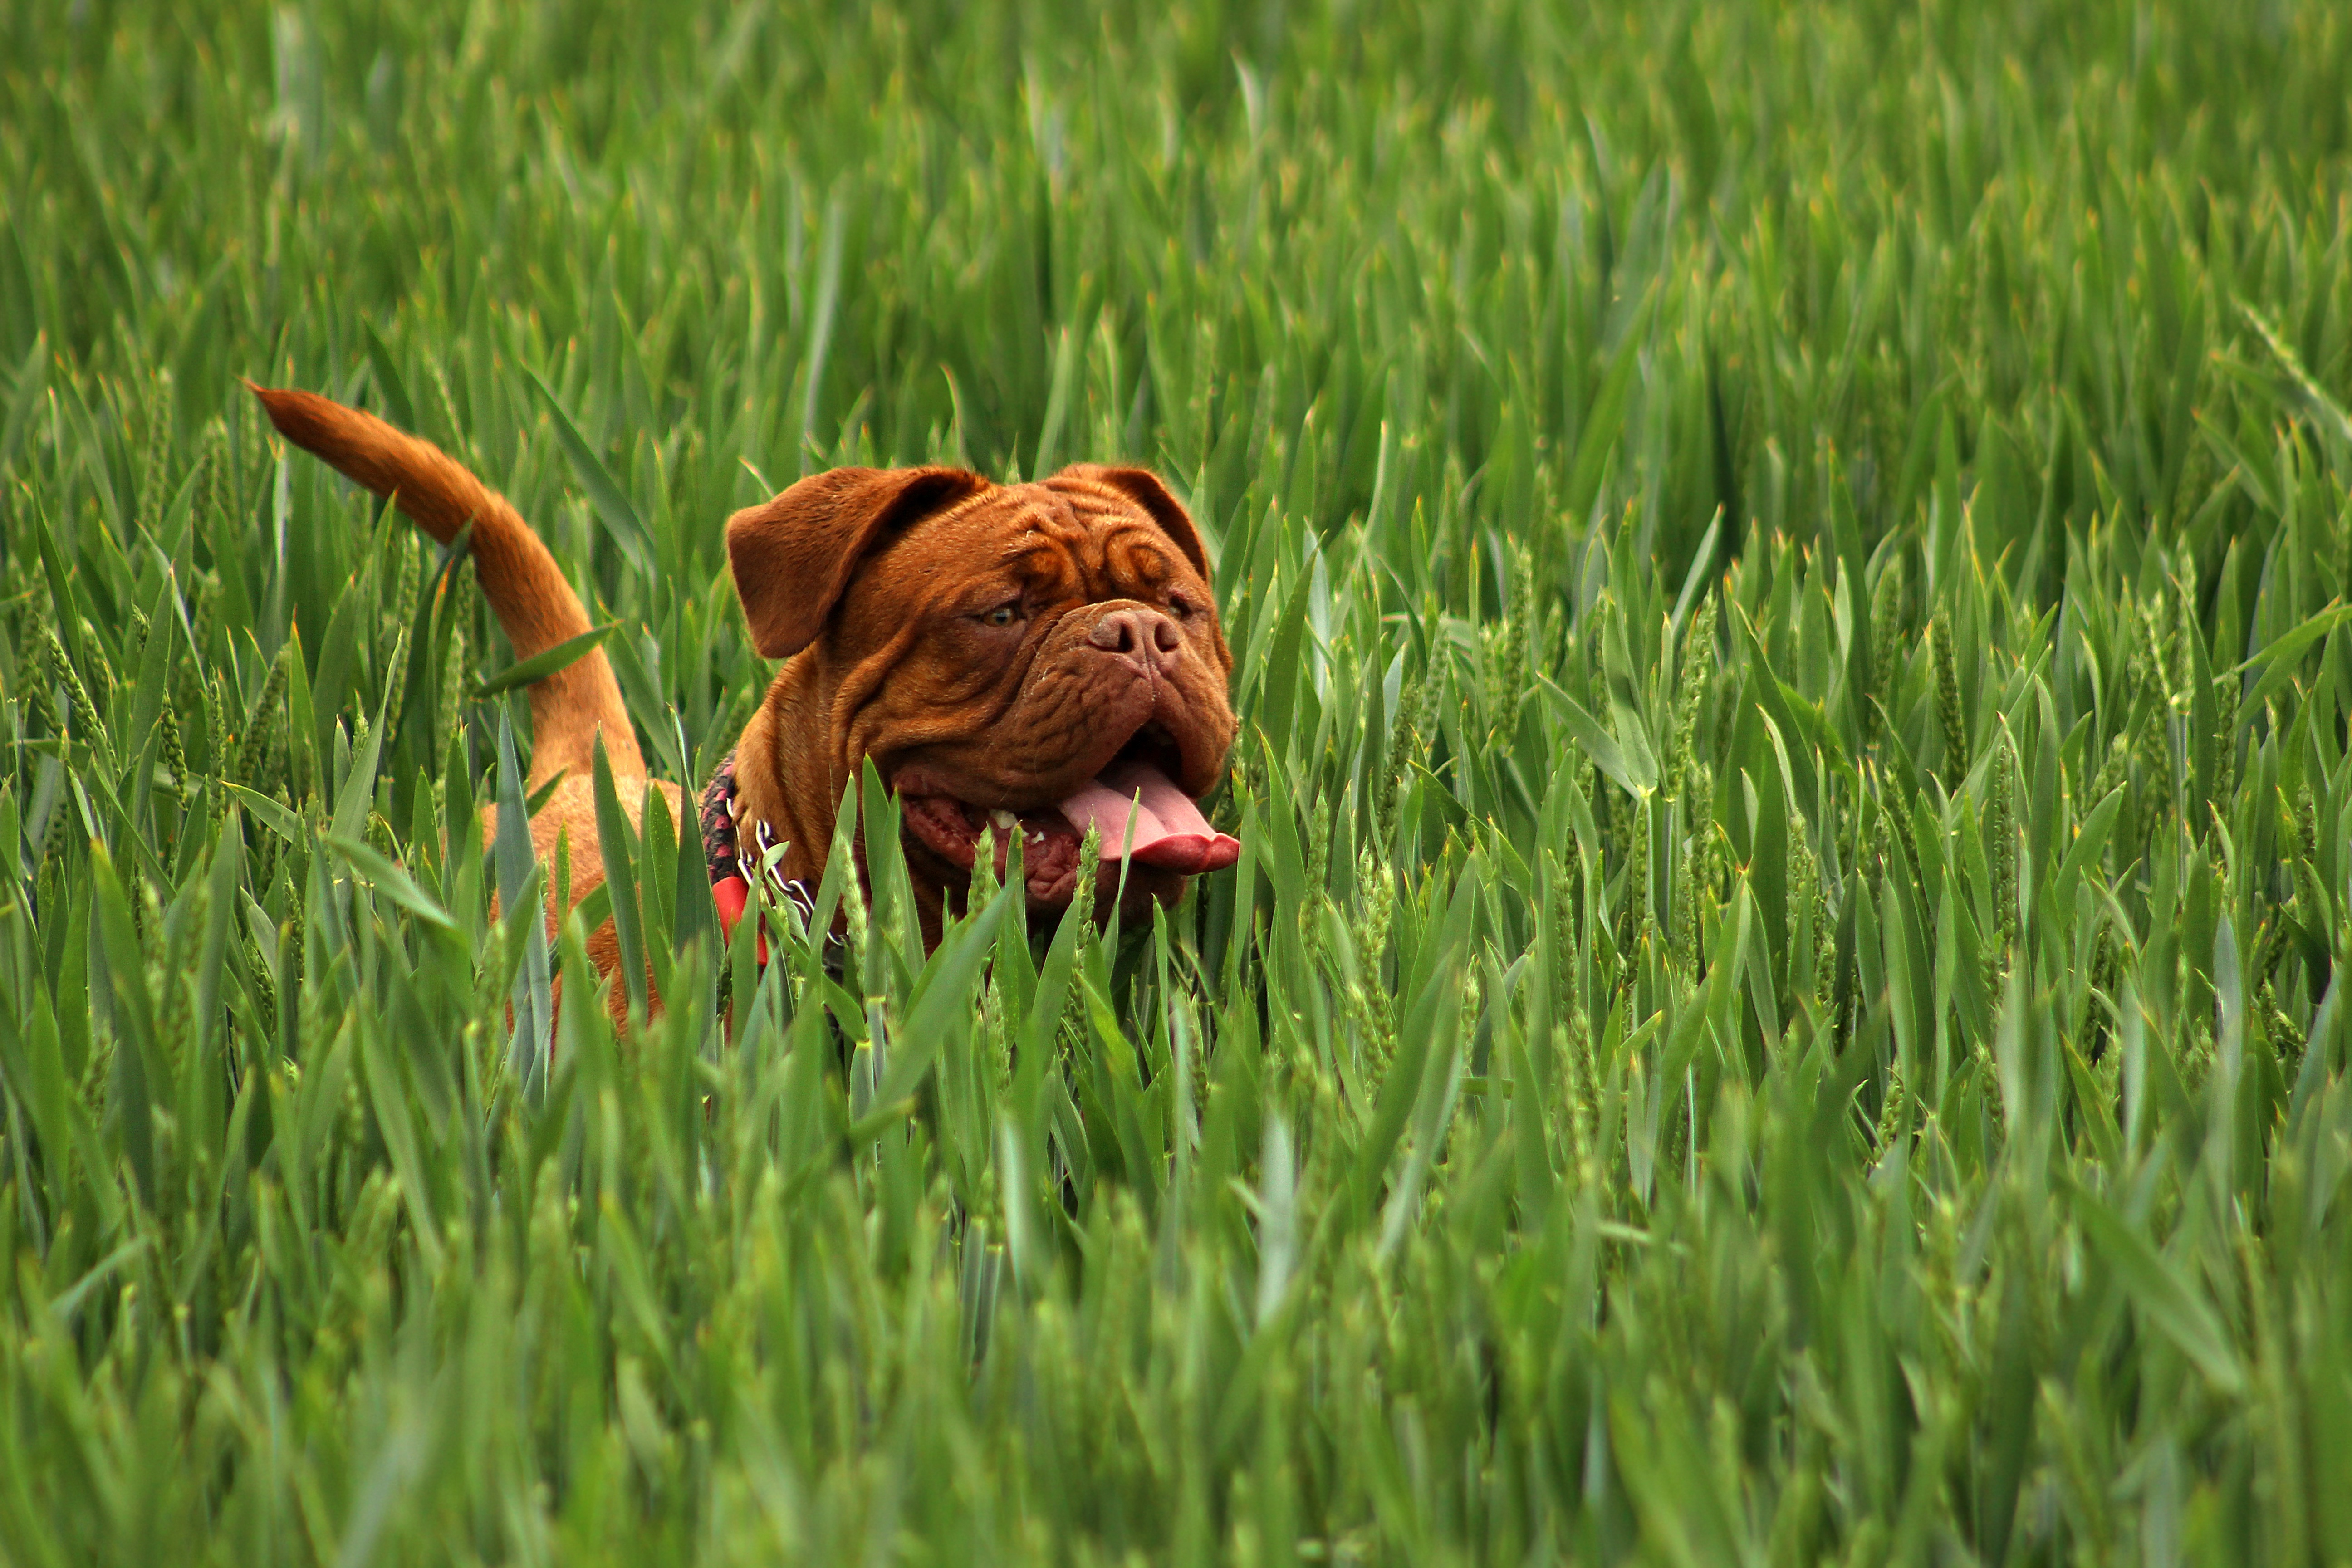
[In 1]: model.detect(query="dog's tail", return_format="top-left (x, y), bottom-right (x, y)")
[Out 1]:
top-left (249, 384), bottom-right (641, 785)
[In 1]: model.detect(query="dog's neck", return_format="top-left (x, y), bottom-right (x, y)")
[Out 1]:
top-left (726, 660), bottom-right (954, 948)
top-left (728, 668), bottom-right (829, 890)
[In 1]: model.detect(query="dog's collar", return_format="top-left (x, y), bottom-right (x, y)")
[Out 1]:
top-left (700, 750), bottom-right (816, 964)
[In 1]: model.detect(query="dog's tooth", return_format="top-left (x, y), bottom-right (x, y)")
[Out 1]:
top-left (990, 809), bottom-right (1017, 830)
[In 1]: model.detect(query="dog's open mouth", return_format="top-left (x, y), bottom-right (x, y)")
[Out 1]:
top-left (898, 728), bottom-right (1242, 902)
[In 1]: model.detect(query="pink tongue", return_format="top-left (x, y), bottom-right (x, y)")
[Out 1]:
top-left (1058, 760), bottom-right (1242, 874)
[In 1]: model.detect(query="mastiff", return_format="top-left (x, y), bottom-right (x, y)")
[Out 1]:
top-left (251, 386), bottom-right (1240, 1008)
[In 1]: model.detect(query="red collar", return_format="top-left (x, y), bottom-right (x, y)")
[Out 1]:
top-left (700, 750), bottom-right (817, 965)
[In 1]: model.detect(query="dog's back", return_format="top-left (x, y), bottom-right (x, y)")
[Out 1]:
top-left (255, 386), bottom-right (684, 1013)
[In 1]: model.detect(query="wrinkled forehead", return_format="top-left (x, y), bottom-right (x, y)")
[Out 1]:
top-left (865, 481), bottom-right (1187, 601)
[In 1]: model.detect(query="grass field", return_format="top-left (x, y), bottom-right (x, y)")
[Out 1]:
top-left (7, 0), bottom-right (2352, 1561)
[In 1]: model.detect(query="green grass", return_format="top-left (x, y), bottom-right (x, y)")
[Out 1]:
top-left (6, 0), bottom-right (2352, 1560)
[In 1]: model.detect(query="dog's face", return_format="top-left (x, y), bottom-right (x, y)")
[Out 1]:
top-left (726, 463), bottom-right (1240, 916)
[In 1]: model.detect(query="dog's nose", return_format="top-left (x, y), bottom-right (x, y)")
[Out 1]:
top-left (1088, 606), bottom-right (1183, 674)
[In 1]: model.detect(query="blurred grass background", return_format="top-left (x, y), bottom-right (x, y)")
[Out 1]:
top-left (6, 0), bottom-right (2352, 1561)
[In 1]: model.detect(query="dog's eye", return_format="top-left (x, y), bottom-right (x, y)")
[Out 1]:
top-left (981, 603), bottom-right (1021, 628)
top-left (1167, 592), bottom-right (1194, 617)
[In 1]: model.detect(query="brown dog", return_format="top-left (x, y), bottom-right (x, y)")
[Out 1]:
top-left (251, 386), bottom-right (1240, 997)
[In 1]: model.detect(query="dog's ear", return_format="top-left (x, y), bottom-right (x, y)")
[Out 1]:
top-left (726, 466), bottom-right (989, 658)
top-left (1049, 464), bottom-right (1212, 581)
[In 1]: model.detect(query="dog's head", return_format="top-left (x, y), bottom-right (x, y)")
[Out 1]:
top-left (726, 462), bottom-right (1240, 918)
